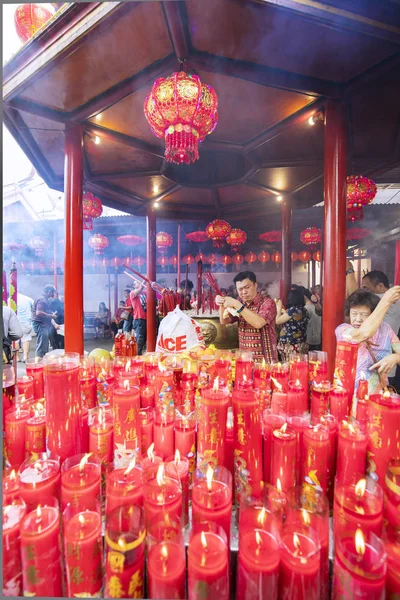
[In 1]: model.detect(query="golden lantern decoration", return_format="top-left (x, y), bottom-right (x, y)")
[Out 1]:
top-left (83, 191), bottom-right (103, 231)
top-left (156, 231), bottom-right (173, 253)
top-left (206, 220), bottom-right (231, 248)
top-left (226, 228), bottom-right (247, 253)
top-left (231, 253), bottom-right (244, 265)
top-left (271, 251), bottom-right (282, 264)
top-left (298, 250), bottom-right (311, 263)
top-left (348, 207), bottom-right (364, 222)
top-left (88, 233), bottom-right (109, 255)
top-left (258, 251), bottom-right (270, 264)
top-left (144, 71), bottom-right (218, 164)
top-left (245, 251), bottom-right (257, 264)
top-left (347, 175), bottom-right (377, 208)
top-left (14, 4), bottom-right (53, 42)
top-left (300, 227), bottom-right (321, 246)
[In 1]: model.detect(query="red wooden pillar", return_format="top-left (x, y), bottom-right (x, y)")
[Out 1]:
top-left (64, 125), bottom-right (84, 354)
top-left (322, 101), bottom-right (348, 379)
top-left (281, 200), bottom-right (292, 305)
top-left (146, 207), bottom-right (157, 351)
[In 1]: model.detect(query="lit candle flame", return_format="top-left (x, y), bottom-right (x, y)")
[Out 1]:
top-left (355, 529), bottom-right (366, 556)
top-left (36, 505), bottom-right (42, 518)
top-left (123, 379), bottom-right (130, 390)
top-left (280, 423), bottom-right (287, 434)
top-left (301, 509), bottom-right (311, 526)
top-left (10, 469), bottom-right (16, 481)
top-left (124, 457), bottom-right (136, 476)
top-left (355, 478), bottom-right (366, 498)
top-left (293, 533), bottom-right (300, 550)
top-left (161, 544), bottom-right (168, 559)
top-left (213, 377), bottom-right (219, 392)
top-left (174, 449), bottom-right (181, 465)
top-left (79, 453), bottom-right (92, 472)
top-left (243, 374), bottom-right (247, 383)
top-left (276, 478), bottom-right (282, 493)
top-left (78, 514), bottom-right (85, 525)
top-left (261, 358), bottom-right (266, 369)
top-left (271, 376), bottom-right (282, 392)
top-left (295, 379), bottom-right (300, 386)
top-left (206, 465), bottom-right (214, 491)
top-left (257, 507), bottom-right (266, 526)
top-left (156, 464), bottom-right (165, 487)
top-left (147, 443), bottom-right (155, 462)
top-left (383, 390), bottom-right (391, 398)
top-left (201, 531), bottom-right (208, 550)
top-left (125, 360), bottom-right (131, 372)
top-left (117, 537), bottom-right (126, 551)
top-left (255, 531), bottom-right (262, 545)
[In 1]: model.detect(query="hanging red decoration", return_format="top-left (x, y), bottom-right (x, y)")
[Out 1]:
top-left (14, 4), bottom-right (53, 42)
top-left (182, 255), bottom-right (194, 265)
top-left (195, 253), bottom-right (208, 263)
top-left (144, 71), bottom-right (218, 164)
top-left (83, 191), bottom-right (103, 230)
top-left (186, 231), bottom-right (209, 244)
top-left (226, 228), bottom-right (247, 252)
top-left (88, 233), bottom-right (109, 255)
top-left (156, 231), bottom-right (173, 253)
top-left (245, 252), bottom-right (257, 264)
top-left (231, 253), bottom-right (244, 265)
top-left (300, 227), bottom-right (321, 246)
top-left (133, 256), bottom-right (146, 268)
top-left (110, 257), bottom-right (121, 269)
top-left (348, 207), bottom-right (364, 222)
top-left (117, 235), bottom-right (144, 246)
top-left (313, 250), bottom-right (321, 262)
top-left (29, 236), bottom-right (49, 256)
top-left (221, 255), bottom-right (232, 266)
top-left (346, 228), bottom-right (372, 241)
top-left (208, 254), bottom-right (222, 265)
top-left (291, 252), bottom-right (298, 262)
top-left (271, 251), bottom-right (282, 264)
top-left (259, 231), bottom-right (282, 243)
top-left (169, 255), bottom-right (178, 267)
top-left (347, 175), bottom-right (377, 208)
top-left (3, 242), bottom-right (27, 253)
top-left (157, 256), bottom-right (168, 268)
top-left (258, 251), bottom-right (270, 264)
top-left (298, 250), bottom-right (311, 263)
top-left (206, 220), bottom-right (231, 248)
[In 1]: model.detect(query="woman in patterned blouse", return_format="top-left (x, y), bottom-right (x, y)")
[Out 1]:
top-left (276, 288), bottom-right (309, 361)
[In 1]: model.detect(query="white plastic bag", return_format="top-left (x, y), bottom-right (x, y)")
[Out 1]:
top-left (156, 305), bottom-right (204, 354)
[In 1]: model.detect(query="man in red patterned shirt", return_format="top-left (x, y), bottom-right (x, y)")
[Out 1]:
top-left (216, 271), bottom-right (278, 362)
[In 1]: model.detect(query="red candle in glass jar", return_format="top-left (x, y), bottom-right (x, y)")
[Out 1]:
top-left (334, 340), bottom-right (358, 413)
top-left (20, 501), bottom-right (63, 597)
top-left (236, 529), bottom-right (280, 600)
top-left (253, 359), bottom-right (270, 390)
top-left (235, 350), bottom-right (253, 387)
top-left (384, 528), bottom-right (400, 599)
top-left (97, 369), bottom-right (115, 406)
top-left (289, 354), bottom-right (309, 397)
top-left (192, 465), bottom-right (232, 543)
top-left (80, 372), bottom-right (97, 409)
top-left (44, 352), bottom-right (83, 463)
top-left (147, 539), bottom-right (186, 599)
top-left (270, 382), bottom-right (288, 416)
top-left (271, 423), bottom-right (296, 492)
top-left (262, 411), bottom-right (286, 484)
top-left (113, 382), bottom-right (141, 454)
top-left (302, 425), bottom-right (329, 493)
top-left (18, 455), bottom-right (60, 512)
top-left (106, 460), bottom-right (144, 515)
top-left (287, 414), bottom-right (311, 486)
top-left (384, 459), bottom-right (400, 531)
top-left (357, 375), bottom-right (369, 400)
top-left (155, 368), bottom-right (174, 400)
top-left (334, 477), bottom-right (383, 540)
top-left (223, 407), bottom-right (235, 479)
top-left (139, 407), bottom-right (153, 455)
top-left (141, 443), bottom-right (163, 471)
top-left (143, 463), bottom-right (183, 526)
top-left (64, 505), bottom-right (103, 597)
top-left (153, 405), bottom-right (175, 459)
top-left (214, 358), bottom-right (232, 387)
top-left (2, 499), bottom-right (27, 597)
top-left (3, 469), bottom-right (19, 505)
top-left (239, 484), bottom-right (287, 537)
top-left (310, 380), bottom-right (331, 424)
top-left (271, 362), bottom-right (290, 392)
top-left (336, 421), bottom-right (367, 485)
top-left (89, 406), bottom-right (114, 465)
top-left (356, 396), bottom-right (369, 433)
top-left (141, 385), bottom-right (155, 408)
top-left (188, 528), bottom-right (229, 600)
top-left (166, 451), bottom-right (190, 526)
top-left (25, 413), bottom-right (46, 456)
top-left (61, 453), bottom-right (102, 511)
top-left (26, 358), bottom-right (44, 400)
top-left (279, 529), bottom-right (320, 600)
top-left (320, 413), bottom-right (338, 503)
top-left (198, 381), bottom-right (230, 469)
top-left (287, 379), bottom-right (307, 416)
top-left (309, 351), bottom-right (328, 385)
top-left (175, 412), bottom-right (196, 459)
top-left (5, 408), bottom-right (30, 468)
top-left (332, 529), bottom-right (387, 600)
top-left (17, 376), bottom-right (34, 398)
top-left (329, 384), bottom-right (349, 423)
top-left (367, 391), bottom-right (400, 483)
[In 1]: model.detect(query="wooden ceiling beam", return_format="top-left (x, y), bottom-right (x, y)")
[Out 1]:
top-left (247, 181), bottom-right (284, 196)
top-left (345, 52), bottom-right (400, 95)
top-left (6, 97), bottom-right (69, 124)
top-left (211, 189), bottom-right (223, 217)
top-left (190, 51), bottom-right (341, 98)
top-left (90, 181), bottom-right (146, 206)
top-left (162, 2), bottom-right (190, 63)
top-left (153, 184), bottom-right (182, 202)
top-left (261, 158), bottom-right (323, 168)
top-left (256, 0), bottom-right (400, 45)
top-left (90, 170), bottom-right (162, 182)
top-left (84, 123), bottom-right (165, 159)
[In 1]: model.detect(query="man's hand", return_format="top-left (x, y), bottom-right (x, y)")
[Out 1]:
top-left (380, 286), bottom-right (400, 306)
top-left (370, 353), bottom-right (399, 375)
top-left (52, 312), bottom-right (58, 319)
top-left (215, 295), bottom-right (225, 307)
top-left (223, 296), bottom-right (242, 310)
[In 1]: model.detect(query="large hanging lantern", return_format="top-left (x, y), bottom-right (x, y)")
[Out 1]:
top-left (182, 254), bottom-right (194, 265)
top-left (298, 250), bottom-right (311, 263)
top-left (83, 192), bottom-right (103, 230)
top-left (300, 227), bottom-right (321, 246)
top-left (206, 220), bottom-right (231, 248)
top-left (348, 207), bottom-right (364, 222)
top-left (258, 251), bottom-right (270, 264)
top-left (291, 252), bottom-right (299, 262)
top-left (14, 4), bottom-right (53, 42)
top-left (88, 233), bottom-right (109, 255)
top-left (259, 231), bottom-right (282, 243)
top-left (271, 251), bottom-right (282, 264)
top-left (231, 253), bottom-right (244, 265)
top-left (245, 251), bottom-right (257, 264)
top-left (347, 228), bottom-right (372, 241)
top-left (29, 236), bottom-right (49, 256)
top-left (347, 175), bottom-right (377, 208)
top-left (117, 235), bottom-right (144, 246)
top-left (226, 228), bottom-right (247, 253)
top-left (186, 231), bottom-right (209, 244)
top-left (221, 255), bottom-right (232, 266)
top-left (156, 231), bottom-right (173, 253)
top-left (144, 71), bottom-right (218, 165)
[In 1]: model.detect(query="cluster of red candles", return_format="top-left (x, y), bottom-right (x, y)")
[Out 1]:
top-left (2, 347), bottom-right (400, 598)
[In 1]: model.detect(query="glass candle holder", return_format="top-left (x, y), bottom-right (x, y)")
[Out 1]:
top-left (271, 362), bottom-right (290, 393)
top-left (308, 350), bottom-right (328, 385)
top-left (138, 406), bottom-right (153, 455)
top-left (237, 527), bottom-right (280, 600)
top-left (20, 497), bottom-right (62, 598)
top-left (302, 424), bottom-right (330, 493)
top-left (262, 409), bottom-right (286, 484)
top-left (105, 460), bottom-right (144, 516)
top-left (3, 468), bottom-right (19, 505)
top-left (61, 452), bottom-right (102, 511)
top-left (289, 353), bottom-right (309, 398)
top-left (320, 413), bottom-right (338, 504)
top-left (329, 384), bottom-right (349, 424)
top-left (384, 459), bottom-right (400, 531)
top-left (2, 498), bottom-right (27, 597)
top-left (239, 483), bottom-right (286, 537)
top-left (279, 525), bottom-right (321, 600)
top-left (18, 453), bottom-right (60, 512)
top-left (310, 380), bottom-right (331, 424)
top-left (253, 358), bottom-right (271, 391)
top-left (17, 375), bottom-right (34, 398)
top-left (332, 529), bottom-right (387, 600)
top-left (26, 357), bottom-right (44, 400)
top-left (192, 465), bottom-right (232, 544)
top-left (336, 420), bottom-right (367, 485)
top-left (214, 350), bottom-right (232, 387)
top-left (287, 379), bottom-right (308, 416)
top-left (367, 391), bottom-right (400, 483)
top-left (80, 356), bottom-right (97, 410)
top-left (235, 350), bottom-right (253, 387)
top-left (383, 527), bottom-right (400, 598)
top-left (334, 339), bottom-right (358, 413)
top-left (334, 475), bottom-right (384, 541)
top-left (147, 518), bottom-right (186, 599)
top-left (96, 359), bottom-right (115, 405)
top-left (143, 462), bottom-right (182, 527)
top-left (287, 413), bottom-right (311, 486)
top-left (188, 522), bottom-right (230, 600)
top-left (153, 405), bottom-right (175, 459)
top-left (112, 382), bottom-right (141, 454)
top-left (166, 452), bottom-right (190, 526)
top-left (89, 406), bottom-right (114, 465)
top-left (5, 407), bottom-right (31, 469)
top-left (64, 500), bottom-right (103, 598)
top-left (271, 423), bottom-right (297, 492)
top-left (197, 382), bottom-right (230, 470)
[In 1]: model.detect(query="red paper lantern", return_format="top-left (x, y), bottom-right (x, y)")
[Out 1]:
top-left (348, 207), bottom-right (364, 222)
top-left (185, 231), bottom-right (209, 244)
top-left (157, 256), bottom-right (168, 268)
top-left (259, 231), bottom-right (282, 243)
top-left (100, 257), bottom-right (108, 269)
top-left (110, 257), bottom-right (121, 268)
top-left (182, 255), bottom-right (194, 265)
top-left (245, 251), bottom-right (257, 264)
top-left (14, 4), bottom-right (53, 42)
top-left (156, 231), bottom-right (173, 252)
top-left (88, 233), bottom-right (109, 255)
top-left (313, 251), bottom-right (321, 262)
top-left (347, 175), bottom-right (377, 208)
top-left (144, 71), bottom-right (218, 164)
top-left (231, 253), bottom-right (244, 265)
top-left (169, 255), bottom-right (178, 267)
top-left (29, 236), bottom-right (49, 256)
top-left (206, 220), bottom-right (231, 248)
top-left (133, 256), bottom-right (145, 268)
top-left (291, 252), bottom-right (298, 262)
top-left (221, 255), bottom-right (232, 266)
top-left (300, 227), bottom-right (321, 246)
top-left (83, 192), bottom-right (102, 230)
top-left (195, 253), bottom-right (208, 263)
top-left (208, 254), bottom-right (222, 265)
top-left (258, 251), bottom-right (270, 264)
top-left (346, 228), bottom-right (372, 241)
top-left (226, 228), bottom-right (247, 252)
top-left (271, 251), bottom-right (282, 264)
top-left (117, 235), bottom-right (144, 246)
top-left (298, 251), bottom-right (311, 263)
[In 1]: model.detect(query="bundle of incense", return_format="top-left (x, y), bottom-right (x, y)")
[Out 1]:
top-left (202, 270), bottom-right (222, 295)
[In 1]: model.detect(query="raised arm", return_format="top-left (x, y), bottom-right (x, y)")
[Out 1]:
top-left (350, 286), bottom-right (400, 343)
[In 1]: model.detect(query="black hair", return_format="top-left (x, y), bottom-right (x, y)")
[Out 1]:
top-left (363, 270), bottom-right (389, 289)
top-left (303, 288), bottom-right (312, 300)
top-left (99, 302), bottom-right (107, 309)
top-left (44, 284), bottom-right (56, 294)
top-left (233, 271), bottom-right (257, 285)
top-left (344, 289), bottom-right (380, 317)
top-left (287, 289), bottom-right (305, 308)
top-left (180, 279), bottom-right (194, 291)
top-left (123, 288), bottom-right (131, 293)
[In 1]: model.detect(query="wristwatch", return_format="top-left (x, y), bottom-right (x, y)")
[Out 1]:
top-left (346, 268), bottom-right (355, 275)
top-left (236, 304), bottom-right (246, 314)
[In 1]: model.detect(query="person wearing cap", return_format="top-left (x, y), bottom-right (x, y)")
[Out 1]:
top-left (31, 284), bottom-right (57, 357)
